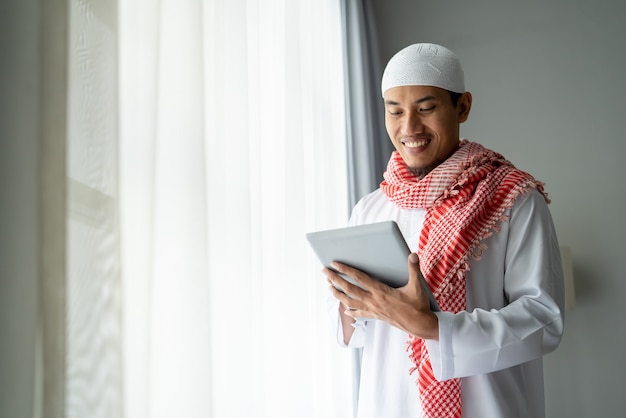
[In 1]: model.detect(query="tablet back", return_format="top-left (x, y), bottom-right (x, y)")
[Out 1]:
top-left (306, 220), bottom-right (440, 312)
top-left (306, 220), bottom-right (410, 288)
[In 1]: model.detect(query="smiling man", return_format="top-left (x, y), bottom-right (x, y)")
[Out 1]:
top-left (383, 84), bottom-right (471, 177)
top-left (324, 43), bottom-right (564, 418)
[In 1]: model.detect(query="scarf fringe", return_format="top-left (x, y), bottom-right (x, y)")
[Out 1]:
top-left (439, 179), bottom-right (546, 298)
top-left (382, 141), bottom-right (550, 416)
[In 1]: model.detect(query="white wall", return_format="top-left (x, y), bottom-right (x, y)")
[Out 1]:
top-left (0, 1), bottom-right (40, 417)
top-left (371, 0), bottom-right (626, 416)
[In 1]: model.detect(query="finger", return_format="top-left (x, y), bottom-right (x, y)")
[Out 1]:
top-left (407, 252), bottom-right (432, 311)
top-left (323, 268), bottom-right (351, 291)
top-left (329, 284), bottom-right (369, 319)
top-left (324, 272), bottom-right (358, 304)
top-left (324, 266), bottom-right (369, 299)
top-left (342, 305), bottom-right (367, 319)
top-left (343, 307), bottom-right (358, 318)
top-left (327, 278), bottom-right (351, 303)
top-left (329, 261), bottom-right (378, 292)
top-left (327, 276), bottom-right (365, 304)
top-left (407, 252), bottom-right (421, 285)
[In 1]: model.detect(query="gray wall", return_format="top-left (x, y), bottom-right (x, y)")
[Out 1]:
top-left (371, 0), bottom-right (626, 416)
top-left (0, 0), bottom-right (40, 417)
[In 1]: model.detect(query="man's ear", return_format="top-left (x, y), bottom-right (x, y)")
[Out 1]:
top-left (457, 92), bottom-right (472, 123)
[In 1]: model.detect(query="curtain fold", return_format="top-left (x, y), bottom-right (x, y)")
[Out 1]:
top-left (119, 1), bottom-right (353, 417)
top-left (65, 1), bottom-right (123, 417)
top-left (340, 2), bottom-right (390, 416)
top-left (39, 0), bottom-right (69, 416)
top-left (38, 1), bottom-right (354, 416)
top-left (341, 0), bottom-right (391, 210)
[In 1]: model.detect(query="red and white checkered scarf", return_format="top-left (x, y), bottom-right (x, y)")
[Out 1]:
top-left (380, 140), bottom-right (549, 417)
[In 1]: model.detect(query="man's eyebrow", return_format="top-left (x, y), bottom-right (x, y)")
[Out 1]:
top-left (384, 95), bottom-right (437, 106)
top-left (415, 95), bottom-right (437, 104)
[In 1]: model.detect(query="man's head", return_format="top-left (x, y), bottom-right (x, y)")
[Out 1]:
top-left (381, 43), bottom-right (472, 177)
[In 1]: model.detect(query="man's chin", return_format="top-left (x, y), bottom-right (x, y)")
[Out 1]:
top-left (408, 164), bottom-right (436, 178)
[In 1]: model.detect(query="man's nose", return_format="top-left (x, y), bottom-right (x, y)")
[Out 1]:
top-left (402, 112), bottom-right (423, 135)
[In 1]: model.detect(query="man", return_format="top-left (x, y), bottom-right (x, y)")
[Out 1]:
top-left (324, 43), bottom-right (564, 417)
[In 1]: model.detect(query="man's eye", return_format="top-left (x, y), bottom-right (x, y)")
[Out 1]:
top-left (419, 106), bottom-right (435, 112)
top-left (388, 110), bottom-right (402, 116)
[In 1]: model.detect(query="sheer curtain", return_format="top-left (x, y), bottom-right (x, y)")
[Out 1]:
top-left (340, 2), bottom-right (390, 415)
top-left (65, 1), bottom-right (123, 417)
top-left (119, 1), bottom-right (352, 417)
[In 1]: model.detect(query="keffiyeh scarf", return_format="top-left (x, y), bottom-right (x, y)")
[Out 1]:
top-left (380, 140), bottom-right (549, 418)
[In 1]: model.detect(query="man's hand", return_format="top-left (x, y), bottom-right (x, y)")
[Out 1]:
top-left (324, 253), bottom-right (439, 340)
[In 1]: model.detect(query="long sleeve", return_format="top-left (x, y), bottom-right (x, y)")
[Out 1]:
top-left (325, 187), bottom-right (563, 418)
top-left (326, 295), bottom-right (369, 348)
top-left (426, 190), bottom-right (565, 380)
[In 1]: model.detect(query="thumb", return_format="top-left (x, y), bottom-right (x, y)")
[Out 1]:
top-left (407, 252), bottom-right (434, 311)
top-left (407, 252), bottom-right (421, 285)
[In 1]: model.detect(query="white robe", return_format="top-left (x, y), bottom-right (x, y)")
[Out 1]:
top-left (329, 188), bottom-right (564, 418)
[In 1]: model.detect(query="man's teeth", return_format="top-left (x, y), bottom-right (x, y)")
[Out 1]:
top-left (404, 140), bottom-right (428, 148)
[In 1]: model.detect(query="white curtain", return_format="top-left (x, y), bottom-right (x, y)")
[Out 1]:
top-left (65, 1), bottom-right (123, 417)
top-left (117, 1), bottom-right (352, 417)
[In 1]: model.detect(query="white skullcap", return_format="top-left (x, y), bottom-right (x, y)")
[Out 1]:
top-left (381, 43), bottom-right (465, 97)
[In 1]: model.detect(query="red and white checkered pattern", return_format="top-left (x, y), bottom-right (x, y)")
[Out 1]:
top-left (381, 140), bottom-right (549, 417)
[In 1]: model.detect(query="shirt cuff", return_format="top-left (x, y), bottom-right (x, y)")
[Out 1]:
top-left (426, 311), bottom-right (455, 381)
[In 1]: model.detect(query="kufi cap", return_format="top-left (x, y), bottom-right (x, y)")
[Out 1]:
top-left (381, 43), bottom-right (465, 97)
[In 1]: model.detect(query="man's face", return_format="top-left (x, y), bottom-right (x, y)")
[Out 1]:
top-left (383, 85), bottom-right (471, 177)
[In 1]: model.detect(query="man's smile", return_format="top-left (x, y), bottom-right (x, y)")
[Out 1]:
top-left (402, 138), bottom-right (430, 149)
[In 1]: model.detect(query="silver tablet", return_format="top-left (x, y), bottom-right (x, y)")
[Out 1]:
top-left (306, 220), bottom-right (439, 312)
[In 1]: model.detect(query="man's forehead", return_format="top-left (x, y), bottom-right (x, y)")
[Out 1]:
top-left (383, 85), bottom-right (449, 103)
